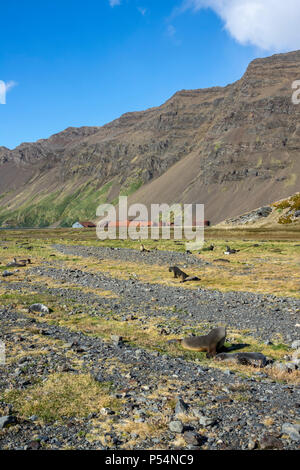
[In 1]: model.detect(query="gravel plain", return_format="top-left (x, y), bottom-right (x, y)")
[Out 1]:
top-left (0, 244), bottom-right (299, 450)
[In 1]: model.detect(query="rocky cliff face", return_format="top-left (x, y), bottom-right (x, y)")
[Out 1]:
top-left (1, 50), bottom-right (300, 227)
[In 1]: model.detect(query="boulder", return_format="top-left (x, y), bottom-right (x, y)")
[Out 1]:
top-left (28, 304), bottom-right (50, 315)
top-left (169, 420), bottom-right (184, 433)
top-left (0, 415), bottom-right (16, 429)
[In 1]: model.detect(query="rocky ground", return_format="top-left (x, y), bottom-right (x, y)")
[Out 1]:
top-left (0, 243), bottom-right (300, 450)
top-left (52, 243), bottom-right (210, 267)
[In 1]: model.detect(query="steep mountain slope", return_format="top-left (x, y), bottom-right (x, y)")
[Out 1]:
top-left (1, 50), bottom-right (300, 227)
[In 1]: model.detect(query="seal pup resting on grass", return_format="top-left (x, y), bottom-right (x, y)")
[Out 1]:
top-left (6, 258), bottom-right (28, 268)
top-left (18, 258), bottom-right (31, 265)
top-left (215, 352), bottom-right (267, 367)
top-left (170, 327), bottom-right (226, 358)
top-left (180, 275), bottom-right (201, 283)
top-left (224, 246), bottom-right (240, 255)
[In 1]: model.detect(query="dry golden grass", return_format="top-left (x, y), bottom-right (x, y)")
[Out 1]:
top-left (85, 418), bottom-right (116, 445)
top-left (266, 366), bottom-right (300, 385)
top-left (1, 235), bottom-right (300, 386)
top-left (57, 241), bottom-right (300, 298)
top-left (223, 329), bottom-right (290, 360)
top-left (4, 342), bottom-right (49, 366)
top-left (25, 307), bottom-right (178, 354)
top-left (1, 231), bottom-right (299, 297)
top-left (117, 414), bottom-right (169, 440)
top-left (209, 360), bottom-right (300, 385)
top-left (87, 413), bottom-right (172, 449)
top-left (175, 412), bottom-right (198, 425)
top-left (262, 417), bottom-right (275, 427)
top-left (170, 436), bottom-right (188, 449)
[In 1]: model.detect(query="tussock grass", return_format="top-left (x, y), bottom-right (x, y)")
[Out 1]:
top-left (0, 290), bottom-right (59, 310)
top-left (31, 309), bottom-right (177, 354)
top-left (265, 366), bottom-right (300, 385)
top-left (210, 358), bottom-right (300, 385)
top-left (117, 415), bottom-right (169, 441)
top-left (2, 372), bottom-right (119, 423)
top-left (225, 330), bottom-right (290, 360)
top-left (4, 329), bottom-right (66, 365)
top-left (171, 436), bottom-right (189, 449)
top-left (262, 417), bottom-right (275, 427)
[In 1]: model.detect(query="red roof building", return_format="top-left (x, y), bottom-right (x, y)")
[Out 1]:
top-left (78, 221), bottom-right (96, 228)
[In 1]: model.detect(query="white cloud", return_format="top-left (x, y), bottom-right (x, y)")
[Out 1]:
top-left (138, 7), bottom-right (147, 16)
top-left (5, 81), bottom-right (17, 92)
top-left (109, 0), bottom-right (121, 7)
top-left (167, 25), bottom-right (176, 37)
top-left (180, 0), bottom-right (300, 51)
top-left (166, 24), bottom-right (182, 46)
top-left (0, 81), bottom-right (17, 104)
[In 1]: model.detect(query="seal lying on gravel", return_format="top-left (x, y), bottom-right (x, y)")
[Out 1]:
top-left (177, 327), bottom-right (226, 358)
top-left (215, 352), bottom-right (267, 367)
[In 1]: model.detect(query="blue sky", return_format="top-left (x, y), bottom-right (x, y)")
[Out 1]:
top-left (1, 0), bottom-right (299, 149)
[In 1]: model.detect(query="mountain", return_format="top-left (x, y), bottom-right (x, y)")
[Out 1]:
top-left (215, 193), bottom-right (300, 228)
top-left (1, 50), bottom-right (300, 227)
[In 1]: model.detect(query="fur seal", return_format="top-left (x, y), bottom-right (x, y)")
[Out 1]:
top-left (180, 275), bottom-right (201, 283)
top-left (169, 266), bottom-right (189, 282)
top-left (140, 244), bottom-right (150, 252)
top-left (18, 258), bottom-right (31, 265)
top-left (224, 246), bottom-right (240, 255)
top-left (201, 244), bottom-right (214, 252)
top-left (215, 352), bottom-right (267, 367)
top-left (6, 258), bottom-right (27, 268)
top-left (178, 327), bottom-right (226, 358)
top-left (2, 271), bottom-right (15, 277)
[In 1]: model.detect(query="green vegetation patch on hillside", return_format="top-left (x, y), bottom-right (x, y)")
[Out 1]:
top-left (111, 173), bottom-right (143, 205)
top-left (277, 194), bottom-right (300, 210)
top-left (271, 193), bottom-right (300, 225)
top-left (0, 181), bottom-right (114, 228)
